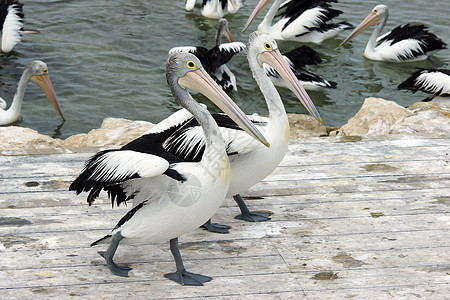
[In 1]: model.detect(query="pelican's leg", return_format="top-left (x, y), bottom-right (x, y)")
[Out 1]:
top-left (426, 56), bottom-right (444, 68)
top-left (164, 238), bottom-right (212, 286)
top-left (201, 219), bottom-right (232, 234)
top-left (97, 232), bottom-right (132, 277)
top-left (233, 194), bottom-right (271, 222)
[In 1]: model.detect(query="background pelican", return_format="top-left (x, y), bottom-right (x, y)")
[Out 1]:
top-left (185, 0), bottom-right (243, 19)
top-left (165, 32), bottom-right (322, 233)
top-left (69, 52), bottom-right (268, 285)
top-left (242, 0), bottom-right (353, 45)
top-left (398, 68), bottom-right (450, 105)
top-left (0, 0), bottom-right (39, 53)
top-left (169, 18), bottom-right (245, 92)
top-left (339, 4), bottom-right (447, 62)
top-left (0, 60), bottom-right (64, 125)
top-left (264, 45), bottom-right (337, 90)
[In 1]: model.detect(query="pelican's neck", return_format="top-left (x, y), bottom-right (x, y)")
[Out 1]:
top-left (365, 17), bottom-right (387, 58)
top-left (248, 52), bottom-right (287, 123)
top-left (258, 0), bottom-right (283, 33)
top-left (0, 69), bottom-right (31, 124)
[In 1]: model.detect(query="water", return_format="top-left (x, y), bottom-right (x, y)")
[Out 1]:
top-left (0, 0), bottom-right (448, 139)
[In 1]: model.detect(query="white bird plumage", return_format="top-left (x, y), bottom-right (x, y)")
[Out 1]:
top-left (185, 0), bottom-right (243, 19)
top-left (70, 52), bottom-right (268, 285)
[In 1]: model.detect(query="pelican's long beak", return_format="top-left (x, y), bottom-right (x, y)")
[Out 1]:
top-left (242, 0), bottom-right (272, 33)
top-left (223, 27), bottom-right (235, 43)
top-left (339, 12), bottom-right (381, 46)
top-left (30, 74), bottom-right (64, 120)
top-left (179, 67), bottom-right (270, 148)
top-left (258, 49), bottom-right (322, 124)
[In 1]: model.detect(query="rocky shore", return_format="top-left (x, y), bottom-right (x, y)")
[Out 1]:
top-left (1, 97), bottom-right (449, 155)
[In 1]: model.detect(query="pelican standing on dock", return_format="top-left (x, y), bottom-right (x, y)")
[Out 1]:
top-left (398, 68), bottom-right (450, 104)
top-left (242, 0), bottom-right (353, 45)
top-left (264, 45), bottom-right (337, 90)
top-left (339, 4), bottom-right (447, 62)
top-left (69, 52), bottom-right (268, 285)
top-left (165, 32), bottom-right (322, 233)
top-left (185, 0), bottom-right (243, 19)
top-left (169, 18), bottom-right (245, 92)
top-left (0, 60), bottom-right (64, 125)
top-left (0, 0), bottom-right (39, 53)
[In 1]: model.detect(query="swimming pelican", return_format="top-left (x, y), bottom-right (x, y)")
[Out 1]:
top-left (339, 4), bottom-right (447, 62)
top-left (165, 32), bottom-right (322, 233)
top-left (69, 52), bottom-right (268, 285)
top-left (0, 0), bottom-right (39, 53)
top-left (185, 0), bottom-right (243, 19)
top-left (265, 45), bottom-right (337, 90)
top-left (169, 18), bottom-right (245, 92)
top-left (242, 0), bottom-right (353, 45)
top-left (0, 60), bottom-right (64, 126)
top-left (398, 68), bottom-right (450, 105)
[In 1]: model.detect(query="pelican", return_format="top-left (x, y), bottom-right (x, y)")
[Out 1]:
top-left (265, 45), bottom-right (337, 90)
top-left (398, 68), bottom-right (450, 105)
top-left (164, 32), bottom-right (322, 233)
top-left (242, 0), bottom-right (353, 45)
top-left (69, 52), bottom-right (268, 285)
top-left (0, 60), bottom-right (64, 126)
top-left (0, 0), bottom-right (39, 53)
top-left (169, 18), bottom-right (245, 92)
top-left (185, 0), bottom-right (243, 19)
top-left (339, 4), bottom-right (447, 62)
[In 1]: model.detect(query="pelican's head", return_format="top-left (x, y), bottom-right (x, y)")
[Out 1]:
top-left (166, 52), bottom-right (270, 148)
top-left (248, 32), bottom-right (322, 124)
top-left (340, 4), bottom-right (389, 47)
top-left (216, 18), bottom-right (235, 45)
top-left (26, 61), bottom-right (64, 120)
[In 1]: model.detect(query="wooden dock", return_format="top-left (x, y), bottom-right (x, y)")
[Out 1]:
top-left (1, 135), bottom-right (449, 299)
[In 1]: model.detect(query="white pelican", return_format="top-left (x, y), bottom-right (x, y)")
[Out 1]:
top-left (69, 52), bottom-right (268, 285)
top-left (398, 68), bottom-right (450, 105)
top-left (339, 4), bottom-right (447, 62)
top-left (169, 18), bottom-right (245, 92)
top-left (0, 0), bottom-right (39, 53)
top-left (185, 0), bottom-right (243, 19)
top-left (164, 32), bottom-right (322, 233)
top-left (242, 0), bottom-right (353, 45)
top-left (265, 45), bottom-right (337, 90)
top-left (0, 60), bottom-right (64, 126)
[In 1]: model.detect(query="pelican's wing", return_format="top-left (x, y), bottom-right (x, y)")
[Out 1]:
top-left (145, 107), bottom-right (194, 134)
top-left (208, 42), bottom-right (246, 71)
top-left (164, 113), bottom-right (268, 161)
top-left (1, 1), bottom-right (23, 53)
top-left (398, 68), bottom-right (450, 97)
top-left (283, 45), bottom-right (322, 67)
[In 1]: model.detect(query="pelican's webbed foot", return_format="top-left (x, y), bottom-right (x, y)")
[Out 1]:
top-left (164, 270), bottom-right (212, 286)
top-left (201, 219), bottom-right (231, 234)
top-left (233, 194), bottom-right (271, 222)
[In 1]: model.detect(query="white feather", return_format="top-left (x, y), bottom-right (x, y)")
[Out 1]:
top-left (1, 5), bottom-right (23, 53)
top-left (89, 150), bottom-right (169, 182)
top-left (0, 98), bottom-right (7, 110)
top-left (218, 42), bottom-right (246, 53)
top-left (214, 64), bottom-right (237, 91)
top-left (280, 7), bottom-right (328, 40)
top-left (185, 0), bottom-right (197, 11)
top-left (168, 46), bottom-right (198, 54)
top-left (373, 38), bottom-right (428, 61)
top-left (416, 71), bottom-right (450, 96)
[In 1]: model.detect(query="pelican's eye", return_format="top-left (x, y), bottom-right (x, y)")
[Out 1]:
top-left (43, 68), bottom-right (48, 74)
top-left (187, 61), bottom-right (196, 69)
top-left (373, 9), bottom-right (378, 13)
top-left (264, 43), bottom-right (273, 51)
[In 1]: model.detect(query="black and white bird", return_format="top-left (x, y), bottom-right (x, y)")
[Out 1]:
top-left (242, 0), bottom-right (353, 45)
top-left (340, 4), bottom-right (447, 62)
top-left (165, 32), bottom-right (322, 233)
top-left (0, 0), bottom-right (39, 53)
top-left (398, 68), bottom-right (450, 105)
top-left (185, 0), bottom-right (243, 19)
top-left (69, 52), bottom-right (268, 285)
top-left (0, 60), bottom-right (64, 125)
top-left (169, 18), bottom-right (245, 92)
top-left (264, 45), bottom-right (337, 90)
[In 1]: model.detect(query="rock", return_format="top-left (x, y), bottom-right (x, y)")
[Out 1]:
top-left (287, 113), bottom-right (328, 139)
top-left (62, 118), bottom-right (154, 148)
top-left (0, 126), bottom-right (63, 154)
top-left (391, 102), bottom-right (450, 135)
top-left (334, 97), bottom-right (413, 136)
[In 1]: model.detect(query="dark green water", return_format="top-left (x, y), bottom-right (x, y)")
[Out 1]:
top-left (0, 0), bottom-right (448, 138)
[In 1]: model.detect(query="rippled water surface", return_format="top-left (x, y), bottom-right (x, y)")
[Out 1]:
top-left (0, 0), bottom-right (448, 138)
